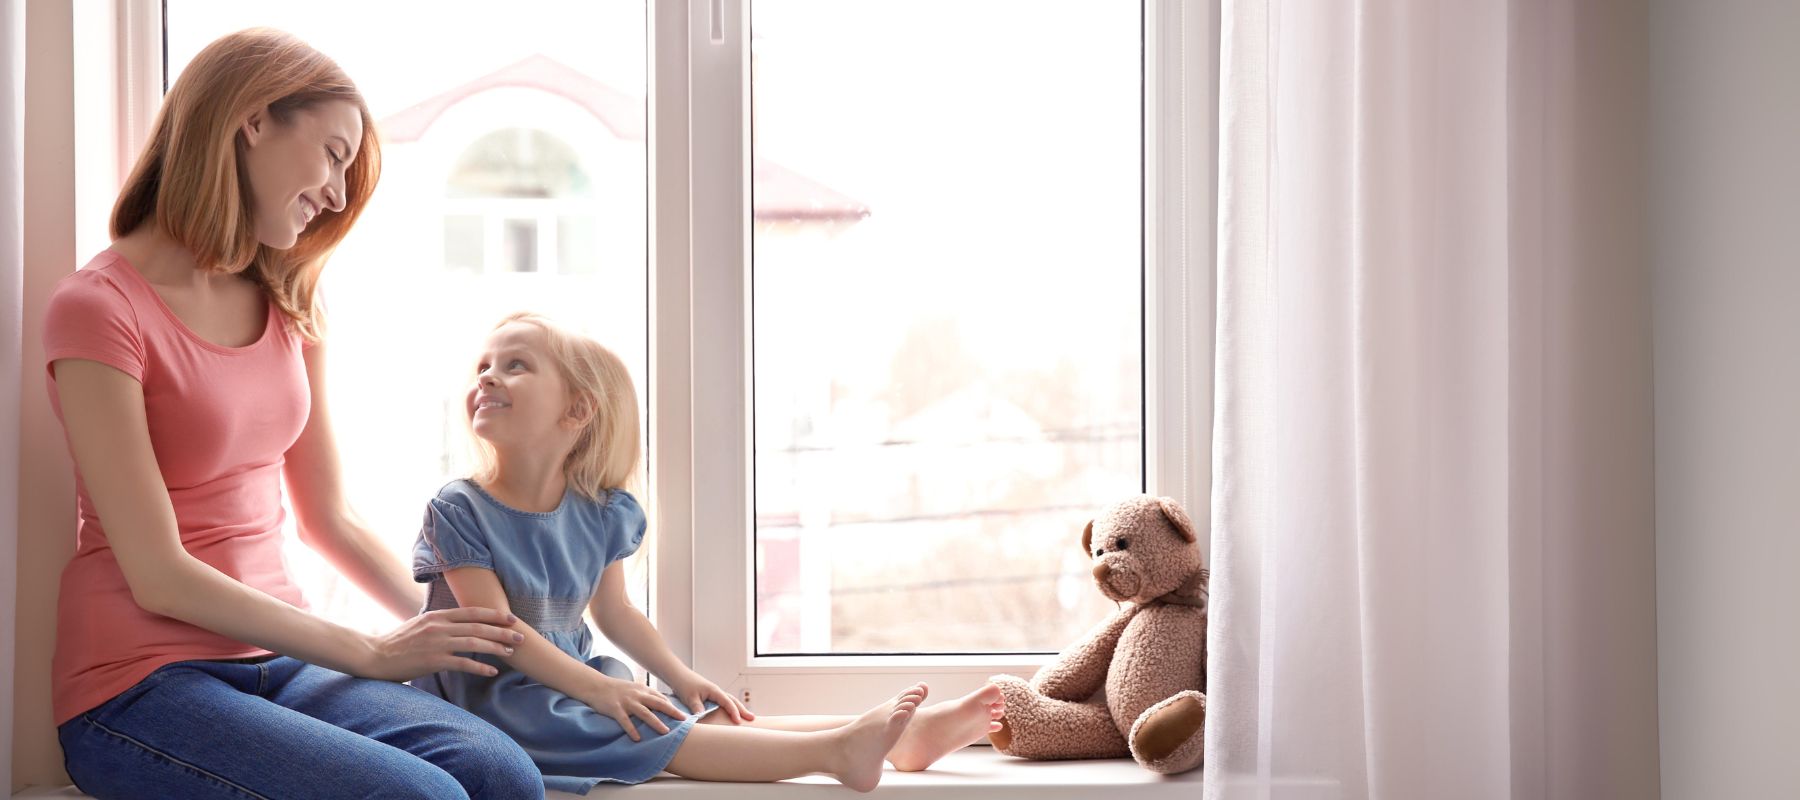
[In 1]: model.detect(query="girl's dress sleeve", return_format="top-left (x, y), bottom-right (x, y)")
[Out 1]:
top-left (606, 490), bottom-right (649, 566)
top-left (414, 498), bottom-right (496, 581)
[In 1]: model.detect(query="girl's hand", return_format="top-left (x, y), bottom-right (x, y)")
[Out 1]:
top-left (359, 607), bottom-right (523, 682)
top-left (582, 675), bottom-right (689, 742)
top-left (667, 670), bottom-right (755, 725)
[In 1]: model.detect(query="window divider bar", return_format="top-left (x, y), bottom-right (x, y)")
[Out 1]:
top-left (685, 0), bottom-right (755, 699)
top-left (650, 0), bottom-right (699, 685)
top-left (1145, 0), bottom-right (1219, 559)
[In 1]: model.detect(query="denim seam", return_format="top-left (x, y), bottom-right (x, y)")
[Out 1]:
top-left (255, 662), bottom-right (268, 696)
top-left (417, 559), bottom-right (494, 575)
top-left (78, 713), bottom-right (274, 800)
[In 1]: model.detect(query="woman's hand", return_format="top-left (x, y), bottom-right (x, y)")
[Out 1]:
top-left (357, 607), bottom-right (524, 682)
top-left (666, 669), bottom-right (754, 725)
top-left (579, 675), bottom-right (689, 742)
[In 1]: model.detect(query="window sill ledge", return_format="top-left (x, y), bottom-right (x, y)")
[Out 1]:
top-left (14, 746), bottom-right (1202, 800)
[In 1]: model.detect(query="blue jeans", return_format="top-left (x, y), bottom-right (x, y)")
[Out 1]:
top-left (58, 656), bottom-right (543, 799)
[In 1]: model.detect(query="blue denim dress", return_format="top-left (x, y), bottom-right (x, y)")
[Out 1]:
top-left (410, 480), bottom-right (718, 795)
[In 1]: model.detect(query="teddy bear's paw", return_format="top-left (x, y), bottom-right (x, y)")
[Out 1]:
top-left (986, 674), bottom-right (1129, 760)
top-left (986, 675), bottom-right (1034, 754)
top-left (989, 715), bottom-right (1017, 753)
top-left (988, 674), bottom-right (1033, 700)
top-left (1130, 691), bottom-right (1206, 774)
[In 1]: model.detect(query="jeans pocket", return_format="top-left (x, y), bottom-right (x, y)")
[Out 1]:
top-left (82, 662), bottom-right (188, 727)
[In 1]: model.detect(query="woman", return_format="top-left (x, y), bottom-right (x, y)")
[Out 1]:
top-left (43, 28), bottom-right (539, 799)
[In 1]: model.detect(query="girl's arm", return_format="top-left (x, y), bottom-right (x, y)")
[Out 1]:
top-left (440, 565), bottom-right (687, 740)
top-left (282, 342), bottom-right (423, 620)
top-left (54, 359), bottom-right (519, 681)
top-left (588, 560), bottom-right (689, 683)
top-left (589, 560), bottom-right (752, 723)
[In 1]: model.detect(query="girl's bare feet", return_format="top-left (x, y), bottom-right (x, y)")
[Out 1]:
top-left (830, 683), bottom-right (929, 792)
top-left (887, 682), bottom-right (1006, 772)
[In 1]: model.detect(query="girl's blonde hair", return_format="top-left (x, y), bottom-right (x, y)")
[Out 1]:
top-left (472, 312), bottom-right (642, 501)
top-left (112, 27), bottom-right (381, 343)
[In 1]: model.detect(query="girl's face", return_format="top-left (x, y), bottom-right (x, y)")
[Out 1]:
top-left (468, 323), bottom-right (581, 455)
top-left (237, 99), bottom-right (361, 250)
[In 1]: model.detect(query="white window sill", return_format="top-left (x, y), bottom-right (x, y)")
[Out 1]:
top-left (14, 746), bottom-right (1202, 800)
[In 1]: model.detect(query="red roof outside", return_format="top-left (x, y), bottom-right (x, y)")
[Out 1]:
top-left (380, 54), bottom-right (869, 223)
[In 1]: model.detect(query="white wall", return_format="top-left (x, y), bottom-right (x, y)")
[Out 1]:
top-left (1651, 2), bottom-right (1800, 798)
top-left (10, 0), bottom-right (78, 791)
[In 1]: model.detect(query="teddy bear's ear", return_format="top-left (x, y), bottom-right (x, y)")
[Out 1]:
top-left (1157, 497), bottom-right (1198, 543)
top-left (1081, 520), bottom-right (1095, 557)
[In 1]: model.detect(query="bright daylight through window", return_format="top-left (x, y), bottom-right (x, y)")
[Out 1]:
top-left (749, 1), bottom-right (1143, 655)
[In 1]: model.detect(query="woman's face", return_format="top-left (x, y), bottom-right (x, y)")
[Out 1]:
top-left (237, 99), bottom-right (362, 250)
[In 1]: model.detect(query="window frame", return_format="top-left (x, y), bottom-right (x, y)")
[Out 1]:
top-left (93, 0), bottom-right (1217, 718)
top-left (657, 0), bottom-right (1217, 714)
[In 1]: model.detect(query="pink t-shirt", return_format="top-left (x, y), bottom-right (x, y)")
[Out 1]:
top-left (44, 250), bottom-right (312, 725)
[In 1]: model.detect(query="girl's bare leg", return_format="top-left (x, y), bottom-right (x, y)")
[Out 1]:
top-left (665, 684), bottom-right (925, 792)
top-left (697, 682), bottom-right (1006, 772)
top-left (699, 713), bottom-right (854, 732)
top-left (886, 682), bottom-right (1005, 771)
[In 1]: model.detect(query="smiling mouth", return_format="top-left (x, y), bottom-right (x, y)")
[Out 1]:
top-left (474, 400), bottom-right (511, 411)
top-left (299, 197), bottom-right (318, 226)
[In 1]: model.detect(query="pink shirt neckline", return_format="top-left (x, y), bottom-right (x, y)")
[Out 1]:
top-left (98, 249), bottom-right (279, 356)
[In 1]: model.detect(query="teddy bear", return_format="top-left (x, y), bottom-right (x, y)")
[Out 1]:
top-left (989, 494), bottom-right (1208, 775)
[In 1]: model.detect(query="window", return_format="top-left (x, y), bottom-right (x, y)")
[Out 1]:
top-left (165, 2), bottom-right (652, 659)
top-left (445, 128), bottom-right (599, 275)
top-left (747, 1), bottom-right (1143, 656)
top-left (683, 0), bottom-right (1212, 713)
top-left (160, 0), bottom-right (1212, 716)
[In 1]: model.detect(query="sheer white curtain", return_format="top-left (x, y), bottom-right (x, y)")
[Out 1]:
top-left (2, 0), bottom-right (26, 791)
top-left (1203, 1), bottom-right (1658, 798)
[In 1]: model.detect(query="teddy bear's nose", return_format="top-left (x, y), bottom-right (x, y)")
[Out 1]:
top-left (1093, 562), bottom-right (1113, 583)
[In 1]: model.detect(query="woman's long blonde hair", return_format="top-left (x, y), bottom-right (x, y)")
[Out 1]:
top-left (472, 312), bottom-right (643, 501)
top-left (112, 27), bottom-right (381, 343)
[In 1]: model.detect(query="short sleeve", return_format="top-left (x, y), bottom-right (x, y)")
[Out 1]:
top-left (413, 498), bottom-right (495, 581)
top-left (606, 490), bottom-right (648, 565)
top-left (43, 271), bottom-right (146, 382)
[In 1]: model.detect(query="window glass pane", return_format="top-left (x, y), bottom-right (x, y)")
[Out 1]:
top-left (448, 128), bottom-right (592, 199)
top-left (751, 1), bottom-right (1143, 654)
top-left (503, 218), bottom-right (540, 273)
top-left (559, 215), bottom-right (600, 275)
top-left (443, 214), bottom-right (483, 273)
top-left (167, 3), bottom-right (651, 655)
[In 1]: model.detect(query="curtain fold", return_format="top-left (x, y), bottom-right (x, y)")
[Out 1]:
top-left (1204, 1), bottom-right (1657, 798)
top-left (2, 0), bottom-right (26, 792)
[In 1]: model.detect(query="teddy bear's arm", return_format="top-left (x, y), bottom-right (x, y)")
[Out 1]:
top-left (1031, 605), bottom-right (1140, 701)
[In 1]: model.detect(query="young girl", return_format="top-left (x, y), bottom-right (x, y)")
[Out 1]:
top-left (411, 312), bottom-right (1005, 793)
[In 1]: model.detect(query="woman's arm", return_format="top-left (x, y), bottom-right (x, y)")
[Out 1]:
top-left (441, 566), bottom-right (685, 740)
top-left (282, 342), bottom-right (422, 620)
top-left (54, 358), bottom-right (517, 681)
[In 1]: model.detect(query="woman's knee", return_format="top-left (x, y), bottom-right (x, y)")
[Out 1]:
top-left (364, 762), bottom-right (473, 800)
top-left (61, 712), bottom-right (476, 800)
top-left (433, 720), bottom-right (541, 799)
